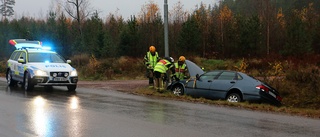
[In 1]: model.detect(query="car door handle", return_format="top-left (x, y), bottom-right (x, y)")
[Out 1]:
top-left (208, 80), bottom-right (212, 82)
top-left (230, 81), bottom-right (235, 84)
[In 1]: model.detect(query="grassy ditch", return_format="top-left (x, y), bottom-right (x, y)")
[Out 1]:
top-left (133, 87), bottom-right (320, 119)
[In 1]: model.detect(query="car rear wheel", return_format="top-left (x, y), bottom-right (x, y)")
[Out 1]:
top-left (24, 72), bottom-right (34, 91)
top-left (172, 85), bottom-right (184, 96)
top-left (227, 93), bottom-right (241, 103)
top-left (7, 70), bottom-right (17, 87)
top-left (67, 85), bottom-right (77, 91)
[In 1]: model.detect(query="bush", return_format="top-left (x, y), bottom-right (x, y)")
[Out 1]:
top-left (266, 65), bottom-right (320, 109)
top-left (74, 56), bottom-right (145, 80)
top-left (70, 54), bottom-right (90, 68)
top-left (0, 60), bottom-right (7, 77)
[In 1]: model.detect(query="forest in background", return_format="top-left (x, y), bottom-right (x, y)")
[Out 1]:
top-left (0, 0), bottom-right (320, 60)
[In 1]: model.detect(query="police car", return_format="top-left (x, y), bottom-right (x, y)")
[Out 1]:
top-left (6, 39), bottom-right (78, 91)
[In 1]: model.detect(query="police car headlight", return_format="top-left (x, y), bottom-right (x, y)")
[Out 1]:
top-left (35, 70), bottom-right (47, 76)
top-left (70, 70), bottom-right (77, 76)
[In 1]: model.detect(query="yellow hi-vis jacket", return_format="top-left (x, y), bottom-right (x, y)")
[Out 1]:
top-left (144, 51), bottom-right (159, 69)
top-left (154, 59), bottom-right (172, 73)
top-left (174, 63), bottom-right (187, 80)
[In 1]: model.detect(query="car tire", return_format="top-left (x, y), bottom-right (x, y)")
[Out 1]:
top-left (24, 72), bottom-right (34, 91)
top-left (6, 70), bottom-right (17, 87)
top-left (67, 85), bottom-right (77, 91)
top-left (172, 84), bottom-right (184, 96)
top-left (227, 93), bottom-right (241, 103)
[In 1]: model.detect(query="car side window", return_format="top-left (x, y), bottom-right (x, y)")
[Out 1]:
top-left (199, 71), bottom-right (220, 81)
top-left (20, 52), bottom-right (26, 60)
top-left (10, 51), bottom-right (18, 60)
top-left (236, 73), bottom-right (243, 80)
top-left (217, 72), bottom-right (236, 80)
top-left (13, 51), bottom-right (21, 61)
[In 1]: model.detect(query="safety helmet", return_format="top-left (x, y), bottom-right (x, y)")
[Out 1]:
top-left (178, 56), bottom-right (186, 62)
top-left (149, 46), bottom-right (156, 53)
top-left (164, 57), bottom-right (174, 63)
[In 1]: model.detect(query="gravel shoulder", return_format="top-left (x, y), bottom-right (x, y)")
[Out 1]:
top-left (0, 77), bottom-right (148, 92)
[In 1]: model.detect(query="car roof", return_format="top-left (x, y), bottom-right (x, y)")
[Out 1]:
top-left (15, 48), bottom-right (56, 54)
top-left (27, 50), bottom-right (56, 53)
top-left (210, 70), bottom-right (237, 73)
top-left (15, 43), bottom-right (42, 49)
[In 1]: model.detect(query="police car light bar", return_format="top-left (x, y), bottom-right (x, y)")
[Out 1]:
top-left (9, 39), bottom-right (42, 50)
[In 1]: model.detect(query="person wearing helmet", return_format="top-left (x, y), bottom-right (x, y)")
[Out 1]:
top-left (153, 57), bottom-right (175, 92)
top-left (144, 45), bottom-right (159, 88)
top-left (173, 56), bottom-right (189, 81)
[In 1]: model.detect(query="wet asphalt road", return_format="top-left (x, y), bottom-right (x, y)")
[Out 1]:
top-left (0, 79), bottom-right (319, 137)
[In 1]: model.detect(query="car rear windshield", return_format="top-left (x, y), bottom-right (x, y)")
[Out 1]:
top-left (28, 53), bottom-right (66, 63)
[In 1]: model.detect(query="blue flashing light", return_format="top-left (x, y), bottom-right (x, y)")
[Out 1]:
top-left (42, 47), bottom-right (52, 50)
top-left (41, 41), bottom-right (55, 51)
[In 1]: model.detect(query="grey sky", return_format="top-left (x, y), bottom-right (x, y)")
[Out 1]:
top-left (14, 0), bottom-right (218, 19)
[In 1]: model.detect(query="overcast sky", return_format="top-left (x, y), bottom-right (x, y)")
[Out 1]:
top-left (14, 0), bottom-right (218, 19)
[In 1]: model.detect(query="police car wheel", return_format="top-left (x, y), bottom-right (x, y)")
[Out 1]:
top-left (24, 72), bottom-right (34, 91)
top-left (7, 70), bottom-right (17, 87)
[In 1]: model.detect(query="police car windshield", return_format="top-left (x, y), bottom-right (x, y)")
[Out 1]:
top-left (28, 53), bottom-right (66, 63)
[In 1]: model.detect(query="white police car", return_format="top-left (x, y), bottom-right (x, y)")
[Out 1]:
top-left (6, 39), bottom-right (78, 91)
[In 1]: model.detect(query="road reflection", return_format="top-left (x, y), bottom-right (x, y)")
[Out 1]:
top-left (5, 86), bottom-right (82, 137)
top-left (31, 96), bottom-right (51, 136)
top-left (69, 96), bottom-right (80, 110)
top-left (146, 102), bottom-right (165, 124)
top-left (68, 96), bottom-right (81, 137)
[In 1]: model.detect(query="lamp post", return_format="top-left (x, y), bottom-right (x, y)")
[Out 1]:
top-left (164, 0), bottom-right (169, 57)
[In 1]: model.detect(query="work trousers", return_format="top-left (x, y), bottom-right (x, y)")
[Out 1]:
top-left (146, 69), bottom-right (154, 86)
top-left (154, 71), bottom-right (166, 91)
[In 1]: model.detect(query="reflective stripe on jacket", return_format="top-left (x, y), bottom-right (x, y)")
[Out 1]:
top-left (154, 59), bottom-right (171, 73)
top-left (174, 63), bottom-right (187, 79)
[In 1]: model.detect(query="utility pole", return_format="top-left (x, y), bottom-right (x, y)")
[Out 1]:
top-left (164, 0), bottom-right (169, 57)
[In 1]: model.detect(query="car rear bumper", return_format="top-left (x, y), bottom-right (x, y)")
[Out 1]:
top-left (259, 91), bottom-right (282, 106)
top-left (243, 91), bottom-right (282, 106)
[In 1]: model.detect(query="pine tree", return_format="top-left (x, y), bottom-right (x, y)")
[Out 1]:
top-left (0, 0), bottom-right (15, 20)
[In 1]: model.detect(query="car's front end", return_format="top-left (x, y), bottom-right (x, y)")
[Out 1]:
top-left (27, 63), bottom-right (78, 86)
top-left (167, 60), bottom-right (205, 95)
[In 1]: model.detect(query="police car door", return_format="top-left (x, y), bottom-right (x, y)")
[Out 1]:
top-left (16, 51), bottom-right (27, 81)
top-left (9, 51), bottom-right (21, 80)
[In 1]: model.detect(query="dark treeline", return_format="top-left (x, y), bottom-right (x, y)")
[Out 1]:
top-left (0, 0), bottom-right (320, 60)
